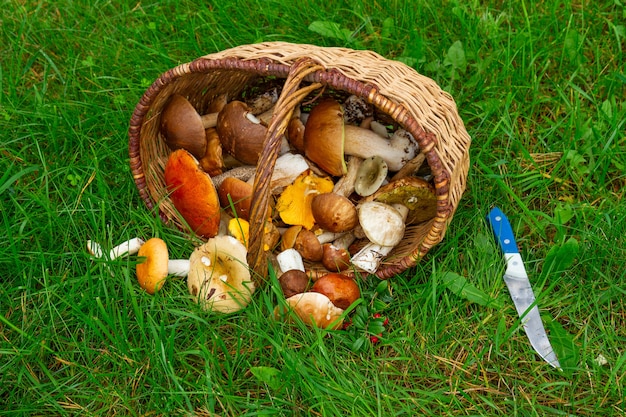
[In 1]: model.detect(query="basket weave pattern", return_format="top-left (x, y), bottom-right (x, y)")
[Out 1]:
top-left (129, 42), bottom-right (471, 280)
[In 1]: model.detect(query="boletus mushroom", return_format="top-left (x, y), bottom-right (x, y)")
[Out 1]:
top-left (187, 235), bottom-right (254, 313)
top-left (304, 98), bottom-right (418, 176)
top-left (216, 100), bottom-right (268, 165)
top-left (160, 94), bottom-right (221, 159)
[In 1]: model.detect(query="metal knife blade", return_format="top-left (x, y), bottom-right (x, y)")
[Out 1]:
top-left (487, 207), bottom-right (561, 370)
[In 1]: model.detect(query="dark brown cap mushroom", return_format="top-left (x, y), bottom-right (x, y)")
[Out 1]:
top-left (160, 94), bottom-right (218, 159)
top-left (216, 100), bottom-right (268, 165)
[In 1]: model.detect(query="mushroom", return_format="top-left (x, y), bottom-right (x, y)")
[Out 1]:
top-left (136, 238), bottom-right (190, 295)
top-left (357, 201), bottom-right (406, 247)
top-left (164, 149), bottom-right (221, 238)
top-left (310, 192), bottom-right (358, 233)
top-left (278, 269), bottom-right (310, 298)
top-left (350, 203), bottom-right (410, 274)
top-left (281, 225), bottom-right (323, 262)
top-left (160, 94), bottom-right (219, 159)
top-left (365, 176), bottom-right (437, 225)
top-left (343, 95), bottom-right (373, 126)
top-left (275, 170), bottom-right (334, 230)
top-left (354, 155), bottom-right (388, 197)
top-left (304, 98), bottom-right (418, 176)
top-left (310, 273), bottom-right (361, 310)
top-left (274, 292), bottom-right (344, 329)
top-left (218, 176), bottom-right (253, 220)
top-left (321, 240), bottom-right (352, 272)
top-left (187, 235), bottom-right (254, 313)
top-left (87, 237), bottom-right (145, 260)
top-left (216, 100), bottom-right (268, 165)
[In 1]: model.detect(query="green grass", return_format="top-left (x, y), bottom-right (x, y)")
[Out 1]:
top-left (1, 0), bottom-right (625, 415)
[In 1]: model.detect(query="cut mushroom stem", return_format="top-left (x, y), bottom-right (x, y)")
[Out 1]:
top-left (276, 248), bottom-right (305, 274)
top-left (351, 204), bottom-right (409, 274)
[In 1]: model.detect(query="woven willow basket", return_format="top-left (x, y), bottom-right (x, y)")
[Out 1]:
top-left (128, 42), bottom-right (471, 282)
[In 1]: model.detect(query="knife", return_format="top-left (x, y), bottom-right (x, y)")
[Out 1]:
top-left (487, 207), bottom-right (561, 370)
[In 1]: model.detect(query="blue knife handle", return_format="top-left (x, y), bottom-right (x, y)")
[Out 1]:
top-left (487, 207), bottom-right (519, 254)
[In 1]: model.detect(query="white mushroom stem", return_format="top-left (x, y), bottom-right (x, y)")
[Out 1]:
top-left (87, 237), bottom-right (145, 260)
top-left (344, 126), bottom-right (418, 171)
top-left (316, 231), bottom-right (346, 245)
top-left (351, 204), bottom-right (409, 274)
top-left (276, 248), bottom-right (305, 274)
top-left (109, 237), bottom-right (145, 260)
top-left (167, 259), bottom-right (190, 277)
top-left (332, 232), bottom-right (356, 250)
top-left (332, 156), bottom-right (363, 197)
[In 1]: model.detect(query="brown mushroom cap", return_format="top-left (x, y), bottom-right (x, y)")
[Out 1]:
top-left (218, 176), bottom-right (253, 221)
top-left (279, 269), bottom-right (310, 298)
top-left (136, 238), bottom-right (169, 295)
top-left (164, 149), bottom-right (221, 238)
top-left (160, 94), bottom-right (211, 159)
top-left (310, 193), bottom-right (358, 233)
top-left (304, 99), bottom-right (346, 177)
top-left (321, 243), bottom-right (351, 272)
top-left (311, 273), bottom-right (360, 310)
top-left (216, 100), bottom-right (268, 165)
top-left (367, 176), bottom-right (437, 224)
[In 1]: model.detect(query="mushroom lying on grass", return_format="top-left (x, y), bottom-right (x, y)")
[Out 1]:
top-left (136, 237), bottom-right (190, 294)
top-left (274, 292), bottom-right (344, 330)
top-left (187, 235), bottom-right (255, 313)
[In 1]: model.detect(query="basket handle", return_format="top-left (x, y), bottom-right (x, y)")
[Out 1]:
top-left (247, 58), bottom-right (324, 284)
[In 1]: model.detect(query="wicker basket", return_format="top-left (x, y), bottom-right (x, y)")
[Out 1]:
top-left (128, 42), bottom-right (471, 282)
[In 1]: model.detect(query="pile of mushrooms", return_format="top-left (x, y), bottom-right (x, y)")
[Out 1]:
top-left (87, 88), bottom-right (438, 325)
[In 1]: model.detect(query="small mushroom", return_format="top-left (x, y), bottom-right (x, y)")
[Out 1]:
top-left (160, 94), bottom-right (219, 159)
top-left (216, 100), bottom-right (268, 165)
top-left (187, 235), bottom-right (254, 313)
top-left (278, 269), bottom-right (310, 298)
top-left (310, 193), bottom-right (358, 233)
top-left (275, 170), bottom-right (334, 230)
top-left (354, 155), bottom-right (388, 197)
top-left (136, 238), bottom-right (190, 295)
top-left (281, 225), bottom-right (323, 262)
top-left (164, 149), bottom-right (221, 238)
top-left (218, 176), bottom-right (253, 220)
top-left (321, 242), bottom-right (351, 272)
top-left (310, 273), bottom-right (361, 310)
top-left (304, 98), bottom-right (418, 176)
top-left (274, 292), bottom-right (344, 329)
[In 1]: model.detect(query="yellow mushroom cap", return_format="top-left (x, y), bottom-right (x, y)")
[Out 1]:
top-left (275, 170), bottom-right (334, 230)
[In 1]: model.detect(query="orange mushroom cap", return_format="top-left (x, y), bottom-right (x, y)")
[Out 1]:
top-left (164, 149), bottom-right (221, 238)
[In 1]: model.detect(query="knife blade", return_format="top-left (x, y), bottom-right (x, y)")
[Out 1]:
top-left (487, 207), bottom-right (561, 370)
